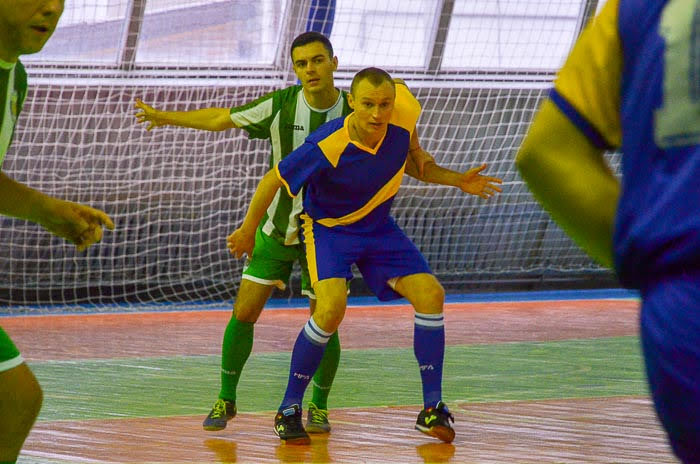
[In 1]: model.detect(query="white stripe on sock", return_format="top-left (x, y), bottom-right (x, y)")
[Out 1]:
top-left (304, 319), bottom-right (332, 345)
top-left (415, 312), bottom-right (444, 328)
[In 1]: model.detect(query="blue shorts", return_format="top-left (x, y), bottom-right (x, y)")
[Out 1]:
top-left (639, 270), bottom-right (700, 463)
top-left (301, 215), bottom-right (431, 301)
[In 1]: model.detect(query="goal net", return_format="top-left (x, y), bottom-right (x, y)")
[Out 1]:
top-left (0, 0), bottom-right (615, 308)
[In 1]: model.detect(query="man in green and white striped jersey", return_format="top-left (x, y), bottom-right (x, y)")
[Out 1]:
top-left (0, 1), bottom-right (114, 462)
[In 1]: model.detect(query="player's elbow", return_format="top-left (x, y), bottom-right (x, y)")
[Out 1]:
top-left (208, 109), bottom-right (235, 131)
top-left (263, 169), bottom-right (284, 192)
top-left (404, 161), bottom-right (421, 180)
top-left (214, 116), bottom-right (235, 131)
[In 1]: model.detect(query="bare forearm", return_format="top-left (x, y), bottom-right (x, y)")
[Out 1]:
top-left (419, 162), bottom-right (461, 186)
top-left (156, 107), bottom-right (234, 131)
top-left (0, 173), bottom-right (52, 224)
top-left (0, 174), bottom-right (113, 250)
top-left (405, 150), bottom-right (461, 186)
top-left (240, 170), bottom-right (283, 233)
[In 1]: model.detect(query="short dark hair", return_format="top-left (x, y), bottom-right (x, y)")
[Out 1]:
top-left (350, 67), bottom-right (395, 95)
top-left (290, 32), bottom-right (334, 59)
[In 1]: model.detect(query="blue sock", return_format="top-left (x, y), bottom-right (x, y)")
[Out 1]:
top-left (414, 311), bottom-right (445, 408)
top-left (279, 317), bottom-right (332, 411)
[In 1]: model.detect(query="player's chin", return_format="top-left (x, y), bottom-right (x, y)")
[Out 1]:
top-left (305, 86), bottom-right (325, 95)
top-left (20, 37), bottom-right (52, 55)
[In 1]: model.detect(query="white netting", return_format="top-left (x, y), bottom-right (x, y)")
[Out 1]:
top-left (1, 0), bottom-right (615, 307)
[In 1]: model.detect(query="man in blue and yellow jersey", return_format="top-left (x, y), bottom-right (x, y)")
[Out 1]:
top-left (517, 0), bottom-right (700, 461)
top-left (0, 1), bottom-right (114, 462)
top-left (228, 67), bottom-right (501, 445)
top-left (136, 32), bottom-right (500, 434)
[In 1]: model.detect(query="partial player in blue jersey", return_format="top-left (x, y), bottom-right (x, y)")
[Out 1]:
top-left (228, 67), bottom-right (501, 445)
top-left (0, 1), bottom-right (114, 462)
top-left (517, 0), bottom-right (700, 461)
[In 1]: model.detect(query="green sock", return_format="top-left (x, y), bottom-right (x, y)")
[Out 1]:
top-left (311, 331), bottom-right (340, 410)
top-left (218, 316), bottom-right (254, 402)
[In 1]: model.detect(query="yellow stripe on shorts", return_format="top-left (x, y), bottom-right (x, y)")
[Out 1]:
top-left (300, 213), bottom-right (319, 285)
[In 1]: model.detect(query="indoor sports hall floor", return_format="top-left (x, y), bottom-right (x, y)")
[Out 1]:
top-left (3, 290), bottom-right (679, 463)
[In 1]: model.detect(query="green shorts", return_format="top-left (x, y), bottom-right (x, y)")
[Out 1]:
top-left (0, 326), bottom-right (23, 373)
top-left (242, 226), bottom-right (314, 298)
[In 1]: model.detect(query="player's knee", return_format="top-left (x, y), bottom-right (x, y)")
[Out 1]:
top-left (9, 368), bottom-right (43, 432)
top-left (313, 312), bottom-right (343, 333)
top-left (233, 280), bottom-right (274, 322)
top-left (427, 281), bottom-right (445, 307)
top-left (414, 281), bottom-right (445, 314)
top-left (22, 370), bottom-right (43, 414)
top-left (233, 301), bottom-right (264, 323)
top-left (313, 300), bottom-right (346, 333)
top-left (234, 308), bottom-right (260, 323)
top-left (25, 379), bottom-right (43, 421)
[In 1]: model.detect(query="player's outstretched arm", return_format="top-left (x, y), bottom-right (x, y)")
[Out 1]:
top-left (516, 99), bottom-right (619, 268)
top-left (227, 170), bottom-right (283, 259)
top-left (134, 98), bottom-right (237, 132)
top-left (405, 130), bottom-right (502, 198)
top-left (0, 173), bottom-right (114, 251)
top-left (408, 150), bottom-right (502, 199)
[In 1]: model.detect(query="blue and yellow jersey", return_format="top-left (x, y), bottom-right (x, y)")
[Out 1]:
top-left (229, 86), bottom-right (352, 246)
top-left (551, 0), bottom-right (700, 287)
top-left (275, 83), bottom-right (421, 233)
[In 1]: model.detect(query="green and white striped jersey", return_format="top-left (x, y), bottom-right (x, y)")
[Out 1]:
top-left (230, 85), bottom-right (351, 246)
top-left (0, 59), bottom-right (28, 170)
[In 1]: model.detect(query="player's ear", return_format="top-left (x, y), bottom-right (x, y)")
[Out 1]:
top-left (347, 93), bottom-right (355, 110)
top-left (332, 56), bottom-right (338, 71)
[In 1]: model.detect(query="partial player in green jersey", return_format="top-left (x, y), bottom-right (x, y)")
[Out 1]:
top-left (135, 31), bottom-right (501, 434)
top-left (0, 1), bottom-right (114, 462)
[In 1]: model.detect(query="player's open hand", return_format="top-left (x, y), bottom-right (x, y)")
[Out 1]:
top-left (459, 164), bottom-right (503, 199)
top-left (40, 199), bottom-right (114, 251)
top-left (227, 227), bottom-right (254, 259)
top-left (134, 98), bottom-right (165, 131)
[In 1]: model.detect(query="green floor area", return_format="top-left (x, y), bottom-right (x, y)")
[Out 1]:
top-left (31, 336), bottom-right (648, 422)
